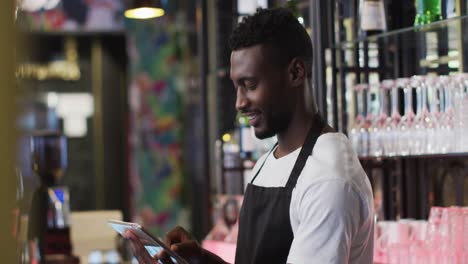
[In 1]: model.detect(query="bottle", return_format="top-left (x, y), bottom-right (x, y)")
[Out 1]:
top-left (414, 0), bottom-right (442, 26)
top-left (238, 115), bottom-right (255, 191)
top-left (359, 0), bottom-right (387, 36)
top-left (445, 0), bottom-right (457, 18)
top-left (286, 0), bottom-right (300, 18)
top-left (222, 140), bottom-right (243, 194)
top-left (238, 116), bottom-right (253, 160)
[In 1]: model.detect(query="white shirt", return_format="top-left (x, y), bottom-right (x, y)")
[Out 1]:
top-left (249, 133), bottom-right (374, 264)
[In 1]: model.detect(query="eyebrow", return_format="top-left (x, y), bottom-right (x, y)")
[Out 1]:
top-left (231, 77), bottom-right (255, 90)
top-left (236, 76), bottom-right (256, 84)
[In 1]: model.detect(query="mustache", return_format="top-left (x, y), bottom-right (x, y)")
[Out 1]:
top-left (240, 109), bottom-right (261, 115)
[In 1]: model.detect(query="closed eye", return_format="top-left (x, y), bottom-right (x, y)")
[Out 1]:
top-left (243, 80), bottom-right (257, 90)
top-left (232, 77), bottom-right (257, 91)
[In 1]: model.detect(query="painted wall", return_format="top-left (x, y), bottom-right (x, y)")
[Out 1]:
top-left (126, 18), bottom-right (189, 235)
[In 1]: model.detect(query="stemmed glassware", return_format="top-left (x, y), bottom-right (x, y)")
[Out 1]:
top-left (426, 75), bottom-right (443, 154)
top-left (380, 80), bottom-right (400, 157)
top-left (350, 74), bottom-right (468, 157)
top-left (369, 82), bottom-right (389, 157)
top-left (437, 76), bottom-right (454, 153)
top-left (349, 84), bottom-right (369, 157)
top-left (453, 73), bottom-right (468, 152)
top-left (397, 78), bottom-right (415, 156)
top-left (411, 76), bottom-right (430, 155)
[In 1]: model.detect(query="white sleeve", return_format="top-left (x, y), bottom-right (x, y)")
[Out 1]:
top-left (287, 179), bottom-right (361, 264)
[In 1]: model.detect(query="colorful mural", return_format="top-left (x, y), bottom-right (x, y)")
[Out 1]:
top-left (126, 18), bottom-right (187, 235)
top-left (17, 0), bottom-right (124, 32)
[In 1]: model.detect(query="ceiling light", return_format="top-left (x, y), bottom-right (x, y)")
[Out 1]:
top-left (19, 0), bottom-right (48, 12)
top-left (19, 0), bottom-right (60, 12)
top-left (43, 0), bottom-right (60, 10)
top-left (125, 0), bottom-right (165, 19)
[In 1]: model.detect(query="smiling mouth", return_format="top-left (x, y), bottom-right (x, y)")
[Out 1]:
top-left (243, 112), bottom-right (261, 127)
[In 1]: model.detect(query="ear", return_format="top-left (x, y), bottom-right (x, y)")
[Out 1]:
top-left (287, 58), bottom-right (306, 87)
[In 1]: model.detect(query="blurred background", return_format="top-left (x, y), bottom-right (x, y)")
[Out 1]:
top-left (1, 0), bottom-right (468, 263)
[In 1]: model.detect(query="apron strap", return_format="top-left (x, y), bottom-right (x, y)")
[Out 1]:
top-left (250, 142), bottom-right (278, 184)
top-left (250, 113), bottom-right (325, 187)
top-left (285, 113), bottom-right (325, 189)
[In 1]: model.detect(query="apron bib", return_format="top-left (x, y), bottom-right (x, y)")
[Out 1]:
top-left (235, 114), bottom-right (325, 264)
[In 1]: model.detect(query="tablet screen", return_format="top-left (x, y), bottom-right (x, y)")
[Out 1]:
top-left (108, 220), bottom-right (184, 264)
top-left (144, 246), bottom-right (178, 264)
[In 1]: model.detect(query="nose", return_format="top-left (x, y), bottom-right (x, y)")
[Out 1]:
top-left (235, 87), bottom-right (249, 111)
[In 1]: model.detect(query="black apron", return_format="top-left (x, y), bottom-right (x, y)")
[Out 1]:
top-left (235, 114), bottom-right (325, 264)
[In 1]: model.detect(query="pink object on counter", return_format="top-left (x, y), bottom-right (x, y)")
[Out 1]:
top-left (374, 207), bottom-right (468, 263)
top-left (202, 240), bottom-right (236, 264)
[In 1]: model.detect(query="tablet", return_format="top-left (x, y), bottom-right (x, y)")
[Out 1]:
top-left (108, 220), bottom-right (188, 264)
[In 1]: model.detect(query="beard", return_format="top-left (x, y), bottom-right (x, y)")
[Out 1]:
top-left (253, 106), bottom-right (293, 139)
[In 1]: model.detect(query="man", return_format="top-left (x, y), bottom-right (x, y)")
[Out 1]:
top-left (125, 7), bottom-right (374, 264)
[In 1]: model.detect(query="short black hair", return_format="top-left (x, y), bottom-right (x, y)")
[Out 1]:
top-left (229, 7), bottom-right (313, 76)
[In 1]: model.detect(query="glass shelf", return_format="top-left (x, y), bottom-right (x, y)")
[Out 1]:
top-left (327, 13), bottom-right (468, 134)
top-left (333, 14), bottom-right (468, 49)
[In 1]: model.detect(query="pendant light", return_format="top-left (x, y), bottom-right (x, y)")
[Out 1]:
top-left (20, 0), bottom-right (60, 12)
top-left (125, 0), bottom-right (165, 19)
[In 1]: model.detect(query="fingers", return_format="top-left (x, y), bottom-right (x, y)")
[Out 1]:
top-left (165, 226), bottom-right (192, 245)
top-left (124, 227), bottom-right (195, 264)
top-left (163, 227), bottom-right (201, 263)
top-left (156, 249), bottom-right (171, 260)
top-left (157, 250), bottom-right (175, 264)
top-left (122, 229), bottom-right (133, 239)
top-left (171, 241), bottom-right (202, 258)
top-left (156, 240), bottom-right (201, 261)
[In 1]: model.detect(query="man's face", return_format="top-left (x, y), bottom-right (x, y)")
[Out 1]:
top-left (230, 44), bottom-right (295, 139)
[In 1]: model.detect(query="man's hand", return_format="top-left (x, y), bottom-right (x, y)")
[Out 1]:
top-left (124, 226), bottom-right (227, 264)
top-left (158, 226), bottom-right (204, 261)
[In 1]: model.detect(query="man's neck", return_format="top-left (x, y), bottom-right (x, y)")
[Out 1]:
top-left (274, 109), bottom-right (315, 158)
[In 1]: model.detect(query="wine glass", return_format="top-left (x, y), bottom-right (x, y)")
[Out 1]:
top-left (452, 73), bottom-right (468, 152)
top-left (369, 82), bottom-right (389, 157)
top-left (349, 84), bottom-right (369, 157)
top-left (367, 83), bottom-right (381, 157)
top-left (436, 76), bottom-right (454, 154)
top-left (382, 80), bottom-right (400, 157)
top-left (411, 76), bottom-right (429, 155)
top-left (425, 75), bottom-right (443, 154)
top-left (397, 78), bottom-right (415, 156)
